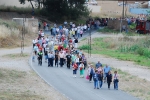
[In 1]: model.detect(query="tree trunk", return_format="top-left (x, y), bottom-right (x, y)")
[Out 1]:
top-left (37, 0), bottom-right (41, 9)
top-left (29, 0), bottom-right (34, 10)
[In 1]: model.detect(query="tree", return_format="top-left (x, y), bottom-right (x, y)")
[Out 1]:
top-left (19, 0), bottom-right (41, 9)
top-left (19, 0), bottom-right (90, 21)
top-left (43, 0), bottom-right (89, 20)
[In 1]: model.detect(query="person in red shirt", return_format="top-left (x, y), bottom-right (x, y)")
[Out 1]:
top-left (69, 38), bottom-right (72, 48)
top-left (58, 44), bottom-right (63, 51)
top-left (37, 43), bottom-right (40, 48)
top-left (39, 46), bottom-right (43, 51)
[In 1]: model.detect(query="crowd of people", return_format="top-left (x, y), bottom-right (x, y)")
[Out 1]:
top-left (32, 20), bottom-right (119, 91)
top-left (86, 62), bottom-right (119, 90)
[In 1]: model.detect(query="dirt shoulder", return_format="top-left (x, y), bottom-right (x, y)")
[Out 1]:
top-left (0, 46), bottom-right (68, 100)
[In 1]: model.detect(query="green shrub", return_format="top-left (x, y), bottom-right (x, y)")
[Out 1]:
top-left (143, 49), bottom-right (150, 58)
top-left (136, 47), bottom-right (144, 56)
top-left (129, 23), bottom-right (136, 30)
top-left (98, 27), bottom-right (119, 33)
top-left (78, 45), bottom-right (91, 50)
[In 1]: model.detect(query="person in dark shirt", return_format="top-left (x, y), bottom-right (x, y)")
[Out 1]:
top-left (98, 71), bottom-right (103, 88)
top-left (55, 52), bottom-right (59, 67)
top-left (66, 53), bottom-right (72, 69)
top-left (106, 71), bottom-right (112, 90)
top-left (38, 50), bottom-right (43, 66)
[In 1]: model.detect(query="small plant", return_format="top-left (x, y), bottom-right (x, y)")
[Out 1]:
top-left (78, 45), bottom-right (91, 50)
top-left (129, 23), bottom-right (136, 30)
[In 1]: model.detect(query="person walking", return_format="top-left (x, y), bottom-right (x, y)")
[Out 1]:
top-left (32, 39), bottom-right (36, 48)
top-left (44, 50), bottom-right (48, 63)
top-left (104, 64), bottom-right (111, 83)
top-left (95, 61), bottom-right (102, 69)
top-left (33, 44), bottom-right (38, 55)
top-left (73, 62), bottom-right (78, 77)
top-left (74, 38), bottom-right (78, 49)
top-left (75, 55), bottom-right (79, 67)
top-left (80, 29), bottom-right (83, 37)
top-left (98, 71), bottom-right (103, 88)
top-left (59, 51), bottom-right (64, 67)
top-left (106, 71), bottom-right (112, 90)
top-left (55, 52), bottom-right (59, 67)
top-left (48, 51), bottom-right (54, 67)
top-left (88, 65), bottom-right (94, 82)
top-left (66, 53), bottom-right (71, 69)
top-left (37, 50), bottom-right (43, 66)
top-left (93, 70), bottom-right (99, 89)
top-left (113, 71), bottom-right (119, 90)
top-left (79, 62), bottom-right (84, 78)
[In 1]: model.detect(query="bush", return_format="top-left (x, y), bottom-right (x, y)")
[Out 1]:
top-left (143, 49), bottom-right (150, 58)
top-left (129, 23), bottom-right (136, 30)
top-left (78, 45), bottom-right (91, 50)
top-left (136, 47), bottom-right (144, 56)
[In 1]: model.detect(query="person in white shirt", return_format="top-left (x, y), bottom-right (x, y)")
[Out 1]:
top-left (77, 25), bottom-right (81, 38)
top-left (45, 37), bottom-right (49, 44)
top-left (63, 26), bottom-right (66, 32)
top-left (80, 24), bottom-right (84, 30)
top-left (75, 55), bottom-right (79, 67)
top-left (56, 27), bottom-right (59, 34)
top-left (74, 27), bottom-right (77, 37)
top-left (65, 28), bottom-right (69, 36)
top-left (113, 71), bottom-right (119, 90)
top-left (64, 21), bottom-right (67, 27)
top-left (59, 51), bottom-right (65, 67)
top-left (72, 23), bottom-right (75, 28)
top-left (41, 31), bottom-right (44, 37)
top-left (32, 39), bottom-right (36, 48)
top-left (84, 24), bottom-right (87, 32)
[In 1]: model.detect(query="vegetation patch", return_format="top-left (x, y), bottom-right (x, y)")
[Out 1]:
top-left (0, 92), bottom-right (43, 100)
top-left (2, 53), bottom-right (29, 58)
top-left (79, 36), bottom-right (150, 67)
top-left (98, 25), bottom-right (138, 36)
top-left (98, 27), bottom-right (119, 33)
top-left (0, 68), bottom-right (26, 82)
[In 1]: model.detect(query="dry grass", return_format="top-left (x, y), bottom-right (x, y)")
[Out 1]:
top-left (102, 35), bottom-right (146, 50)
top-left (0, 19), bottom-right (36, 48)
top-left (114, 68), bottom-right (150, 100)
top-left (0, 25), bottom-right (19, 38)
top-left (2, 53), bottom-right (29, 58)
top-left (0, 68), bottom-right (45, 100)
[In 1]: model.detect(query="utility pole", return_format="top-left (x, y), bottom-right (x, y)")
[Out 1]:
top-left (88, 38), bottom-right (89, 58)
top-left (120, 0), bottom-right (125, 33)
top-left (21, 12), bottom-right (26, 56)
top-left (122, 0), bottom-right (125, 19)
top-left (89, 27), bottom-right (91, 57)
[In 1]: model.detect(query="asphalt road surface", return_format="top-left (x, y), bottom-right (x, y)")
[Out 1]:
top-left (30, 30), bottom-right (139, 100)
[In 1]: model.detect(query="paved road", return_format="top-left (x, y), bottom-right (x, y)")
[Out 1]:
top-left (30, 30), bottom-right (139, 100)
